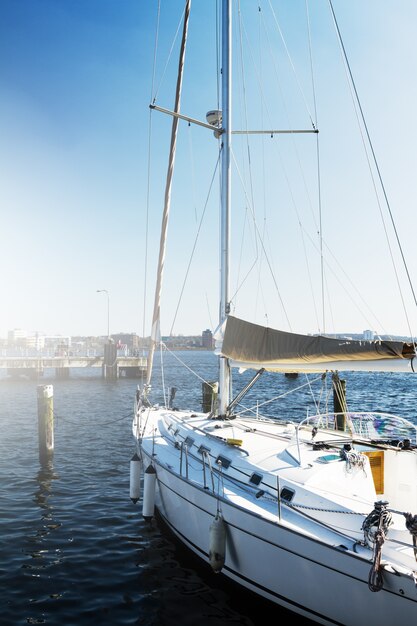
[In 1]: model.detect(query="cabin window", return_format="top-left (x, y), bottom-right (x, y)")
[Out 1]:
top-left (280, 487), bottom-right (295, 502)
top-left (216, 455), bottom-right (231, 469)
top-left (184, 436), bottom-right (195, 449)
top-left (198, 444), bottom-right (211, 455)
top-left (249, 472), bottom-right (263, 486)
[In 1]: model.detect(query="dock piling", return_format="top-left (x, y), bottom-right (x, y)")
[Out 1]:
top-left (37, 384), bottom-right (54, 464)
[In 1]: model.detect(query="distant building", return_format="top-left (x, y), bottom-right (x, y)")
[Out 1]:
top-left (26, 334), bottom-right (46, 350)
top-left (8, 328), bottom-right (27, 345)
top-left (44, 335), bottom-right (71, 349)
top-left (202, 329), bottom-right (214, 349)
top-left (363, 329), bottom-right (375, 341)
top-left (112, 333), bottom-right (139, 351)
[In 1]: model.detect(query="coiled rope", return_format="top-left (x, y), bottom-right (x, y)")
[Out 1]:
top-left (404, 512), bottom-right (417, 560)
top-left (362, 501), bottom-right (393, 592)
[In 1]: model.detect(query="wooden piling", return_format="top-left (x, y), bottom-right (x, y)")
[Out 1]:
top-left (332, 374), bottom-right (347, 431)
top-left (202, 381), bottom-right (218, 412)
top-left (37, 384), bottom-right (54, 463)
top-left (103, 341), bottom-right (118, 380)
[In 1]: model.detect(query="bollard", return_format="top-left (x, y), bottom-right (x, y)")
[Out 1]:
top-left (37, 384), bottom-right (54, 464)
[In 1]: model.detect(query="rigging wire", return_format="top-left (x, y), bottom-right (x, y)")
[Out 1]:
top-left (161, 343), bottom-right (218, 387)
top-left (237, 374), bottom-right (323, 416)
top-left (168, 0), bottom-right (222, 338)
top-left (260, 1), bottom-right (322, 332)
top-left (258, 5), bottom-right (322, 331)
top-left (305, 0), bottom-right (325, 334)
top-left (152, 5), bottom-right (187, 104)
top-left (230, 150), bottom-right (291, 329)
top-left (328, 0), bottom-right (416, 342)
top-left (264, 0), bottom-right (315, 128)
top-left (233, 0), bottom-right (260, 316)
top-left (168, 153), bottom-right (221, 336)
top-left (233, 2), bottom-right (322, 332)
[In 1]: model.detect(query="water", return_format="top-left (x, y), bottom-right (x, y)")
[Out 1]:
top-left (1, 351), bottom-right (416, 625)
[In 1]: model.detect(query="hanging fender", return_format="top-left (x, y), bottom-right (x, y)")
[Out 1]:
top-left (142, 464), bottom-right (157, 521)
top-left (209, 513), bottom-right (226, 573)
top-left (129, 452), bottom-right (142, 504)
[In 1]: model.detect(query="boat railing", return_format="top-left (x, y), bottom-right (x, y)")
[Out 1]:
top-left (297, 411), bottom-right (417, 447)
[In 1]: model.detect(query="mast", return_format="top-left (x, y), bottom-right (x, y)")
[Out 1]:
top-left (218, 0), bottom-right (231, 416)
top-left (145, 1), bottom-right (191, 388)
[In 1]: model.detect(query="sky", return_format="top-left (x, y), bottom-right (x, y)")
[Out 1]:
top-left (1, 1), bottom-right (417, 340)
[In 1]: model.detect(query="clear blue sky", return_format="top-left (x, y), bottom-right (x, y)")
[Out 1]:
top-left (1, 1), bottom-right (417, 340)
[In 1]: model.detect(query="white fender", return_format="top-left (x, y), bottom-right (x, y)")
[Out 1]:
top-left (129, 452), bottom-right (142, 504)
top-left (209, 513), bottom-right (226, 573)
top-left (142, 464), bottom-right (157, 521)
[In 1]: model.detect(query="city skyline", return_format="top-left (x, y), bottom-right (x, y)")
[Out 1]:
top-left (2, 326), bottom-right (410, 344)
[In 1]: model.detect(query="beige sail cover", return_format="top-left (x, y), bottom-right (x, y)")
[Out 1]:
top-left (220, 316), bottom-right (415, 370)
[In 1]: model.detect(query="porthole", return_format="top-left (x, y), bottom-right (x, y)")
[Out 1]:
top-left (215, 455), bottom-right (231, 469)
top-left (280, 486), bottom-right (295, 502)
top-left (249, 472), bottom-right (263, 486)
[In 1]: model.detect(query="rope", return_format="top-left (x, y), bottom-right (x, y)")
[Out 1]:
top-left (53, 409), bottom-right (133, 427)
top-left (368, 528), bottom-right (385, 592)
top-left (341, 448), bottom-right (367, 473)
top-left (362, 501), bottom-right (392, 592)
top-left (404, 512), bottom-right (417, 561)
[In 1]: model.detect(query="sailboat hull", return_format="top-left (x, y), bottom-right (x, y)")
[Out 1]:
top-left (139, 429), bottom-right (417, 626)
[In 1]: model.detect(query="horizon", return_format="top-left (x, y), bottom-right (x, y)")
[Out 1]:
top-left (1, 327), bottom-right (412, 343)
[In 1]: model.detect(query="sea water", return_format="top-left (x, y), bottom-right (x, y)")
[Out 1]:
top-left (1, 350), bottom-right (416, 625)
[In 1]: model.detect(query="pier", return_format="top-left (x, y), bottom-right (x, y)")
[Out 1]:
top-left (0, 355), bottom-right (147, 379)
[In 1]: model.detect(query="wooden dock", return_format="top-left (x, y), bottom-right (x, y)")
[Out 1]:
top-left (0, 355), bottom-right (147, 379)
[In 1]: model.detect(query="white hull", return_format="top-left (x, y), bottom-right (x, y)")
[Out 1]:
top-left (135, 407), bottom-right (417, 625)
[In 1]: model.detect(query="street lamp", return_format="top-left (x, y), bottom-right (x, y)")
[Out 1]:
top-left (96, 289), bottom-right (110, 340)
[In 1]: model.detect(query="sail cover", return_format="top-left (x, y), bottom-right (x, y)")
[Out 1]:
top-left (219, 316), bottom-right (416, 373)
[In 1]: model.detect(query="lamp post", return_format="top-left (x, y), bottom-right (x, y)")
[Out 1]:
top-left (96, 289), bottom-right (110, 340)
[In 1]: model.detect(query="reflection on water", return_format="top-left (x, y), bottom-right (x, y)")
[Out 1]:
top-left (34, 462), bottom-right (59, 513)
top-left (1, 365), bottom-right (275, 625)
top-left (29, 461), bottom-right (62, 557)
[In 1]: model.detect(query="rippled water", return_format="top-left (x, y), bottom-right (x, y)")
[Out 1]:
top-left (1, 351), bottom-right (416, 625)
